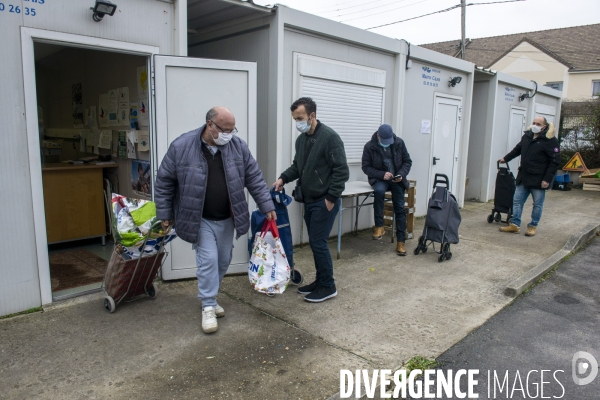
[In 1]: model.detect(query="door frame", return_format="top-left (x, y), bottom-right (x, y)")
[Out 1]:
top-left (21, 27), bottom-right (160, 305)
top-left (428, 93), bottom-right (463, 200)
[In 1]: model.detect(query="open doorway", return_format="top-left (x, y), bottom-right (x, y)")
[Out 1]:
top-left (33, 42), bottom-right (152, 300)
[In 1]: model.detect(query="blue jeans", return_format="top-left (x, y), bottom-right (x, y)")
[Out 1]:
top-left (373, 180), bottom-right (406, 242)
top-left (304, 198), bottom-right (341, 289)
top-left (193, 218), bottom-right (234, 309)
top-left (511, 184), bottom-right (546, 228)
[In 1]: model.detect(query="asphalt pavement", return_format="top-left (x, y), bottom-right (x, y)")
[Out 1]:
top-left (437, 236), bottom-right (600, 399)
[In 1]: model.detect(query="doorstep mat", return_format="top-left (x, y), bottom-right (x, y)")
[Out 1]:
top-left (49, 249), bottom-right (107, 292)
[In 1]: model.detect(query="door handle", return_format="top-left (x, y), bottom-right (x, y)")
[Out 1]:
top-left (433, 157), bottom-right (440, 165)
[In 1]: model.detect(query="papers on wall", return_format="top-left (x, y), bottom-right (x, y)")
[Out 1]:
top-left (137, 66), bottom-right (149, 100)
top-left (421, 119), bottom-right (431, 134)
top-left (126, 131), bottom-right (137, 159)
top-left (112, 131), bottom-right (119, 157)
top-left (118, 131), bottom-right (127, 159)
top-left (118, 87), bottom-right (130, 104)
top-left (108, 89), bottom-right (118, 126)
top-left (98, 94), bottom-right (110, 128)
top-left (137, 131), bottom-right (149, 152)
top-left (131, 159), bottom-right (151, 199)
top-left (138, 99), bottom-right (149, 125)
top-left (137, 66), bottom-right (149, 127)
top-left (89, 106), bottom-right (98, 130)
top-left (98, 130), bottom-right (112, 149)
top-left (129, 103), bottom-right (138, 129)
top-left (117, 87), bottom-right (130, 126)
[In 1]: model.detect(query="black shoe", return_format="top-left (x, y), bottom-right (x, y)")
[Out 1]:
top-left (304, 285), bottom-right (337, 303)
top-left (297, 281), bottom-right (318, 295)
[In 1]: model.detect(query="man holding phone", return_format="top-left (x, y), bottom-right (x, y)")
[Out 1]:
top-left (361, 124), bottom-right (412, 255)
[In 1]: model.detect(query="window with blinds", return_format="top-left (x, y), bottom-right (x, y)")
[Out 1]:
top-left (300, 76), bottom-right (384, 162)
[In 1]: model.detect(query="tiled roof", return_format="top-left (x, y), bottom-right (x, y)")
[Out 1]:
top-left (420, 23), bottom-right (600, 71)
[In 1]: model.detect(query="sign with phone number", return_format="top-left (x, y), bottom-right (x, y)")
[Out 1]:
top-left (0, 0), bottom-right (45, 16)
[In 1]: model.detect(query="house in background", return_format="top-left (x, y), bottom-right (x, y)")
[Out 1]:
top-left (422, 24), bottom-right (600, 101)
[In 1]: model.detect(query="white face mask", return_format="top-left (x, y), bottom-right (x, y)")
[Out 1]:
top-left (296, 118), bottom-right (311, 133)
top-left (531, 125), bottom-right (542, 134)
top-left (213, 131), bottom-right (233, 146)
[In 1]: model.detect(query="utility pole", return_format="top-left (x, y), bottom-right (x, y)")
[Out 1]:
top-left (460, 0), bottom-right (466, 59)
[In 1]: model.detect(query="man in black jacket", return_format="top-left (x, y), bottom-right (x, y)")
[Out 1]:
top-left (274, 97), bottom-right (349, 303)
top-left (499, 116), bottom-right (559, 237)
top-left (361, 124), bottom-right (412, 255)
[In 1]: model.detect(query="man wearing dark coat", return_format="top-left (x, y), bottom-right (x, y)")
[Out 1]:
top-left (499, 116), bottom-right (560, 237)
top-left (361, 124), bottom-right (412, 255)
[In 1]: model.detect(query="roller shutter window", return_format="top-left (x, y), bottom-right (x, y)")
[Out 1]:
top-left (300, 76), bottom-right (384, 163)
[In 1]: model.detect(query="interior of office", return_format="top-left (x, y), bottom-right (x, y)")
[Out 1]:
top-left (34, 43), bottom-right (152, 300)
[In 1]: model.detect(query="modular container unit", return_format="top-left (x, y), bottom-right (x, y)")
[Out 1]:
top-left (465, 71), bottom-right (562, 202)
top-left (2, 0), bottom-right (476, 314)
top-left (0, 0), bottom-right (186, 316)
top-left (188, 4), bottom-right (474, 247)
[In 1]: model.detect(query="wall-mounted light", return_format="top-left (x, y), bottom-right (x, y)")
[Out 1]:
top-left (448, 76), bottom-right (462, 87)
top-left (519, 81), bottom-right (538, 102)
top-left (91, 0), bottom-right (117, 22)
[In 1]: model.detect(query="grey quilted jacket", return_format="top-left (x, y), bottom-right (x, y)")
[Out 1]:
top-left (154, 126), bottom-right (275, 244)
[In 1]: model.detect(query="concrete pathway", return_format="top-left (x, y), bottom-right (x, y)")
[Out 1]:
top-left (1, 189), bottom-right (599, 399)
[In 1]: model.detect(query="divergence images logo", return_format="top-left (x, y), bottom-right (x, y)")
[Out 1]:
top-left (422, 66), bottom-right (432, 73)
top-left (572, 351), bottom-right (598, 386)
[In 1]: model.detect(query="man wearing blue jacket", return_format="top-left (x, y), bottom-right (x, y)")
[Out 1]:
top-left (155, 106), bottom-right (275, 334)
top-left (362, 124), bottom-right (412, 256)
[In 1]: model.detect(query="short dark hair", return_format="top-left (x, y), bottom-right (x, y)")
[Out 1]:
top-left (206, 107), bottom-right (218, 122)
top-left (290, 97), bottom-right (316, 116)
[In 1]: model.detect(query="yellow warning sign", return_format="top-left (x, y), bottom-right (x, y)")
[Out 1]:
top-left (562, 152), bottom-right (587, 171)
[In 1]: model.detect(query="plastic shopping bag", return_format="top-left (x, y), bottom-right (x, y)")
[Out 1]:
top-left (248, 219), bottom-right (291, 295)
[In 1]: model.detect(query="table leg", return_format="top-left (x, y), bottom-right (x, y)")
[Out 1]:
top-left (337, 201), bottom-right (342, 260)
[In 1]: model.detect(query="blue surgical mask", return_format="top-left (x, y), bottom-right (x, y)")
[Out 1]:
top-left (379, 141), bottom-right (390, 148)
top-left (296, 118), bottom-right (311, 134)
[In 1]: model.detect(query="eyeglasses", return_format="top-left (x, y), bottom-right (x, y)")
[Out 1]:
top-left (210, 120), bottom-right (238, 135)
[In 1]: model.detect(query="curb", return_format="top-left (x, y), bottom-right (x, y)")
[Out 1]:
top-left (504, 221), bottom-right (600, 297)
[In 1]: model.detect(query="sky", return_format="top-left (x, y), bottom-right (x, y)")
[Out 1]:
top-left (253, 0), bottom-right (600, 45)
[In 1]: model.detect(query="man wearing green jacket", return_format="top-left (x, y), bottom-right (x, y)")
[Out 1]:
top-left (273, 97), bottom-right (349, 303)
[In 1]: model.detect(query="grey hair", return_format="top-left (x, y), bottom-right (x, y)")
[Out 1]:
top-left (206, 107), bottom-right (218, 122)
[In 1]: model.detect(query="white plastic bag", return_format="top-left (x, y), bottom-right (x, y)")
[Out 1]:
top-left (249, 219), bottom-right (291, 295)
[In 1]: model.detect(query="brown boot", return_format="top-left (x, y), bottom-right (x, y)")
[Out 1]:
top-left (396, 241), bottom-right (406, 256)
top-left (372, 226), bottom-right (385, 240)
top-left (499, 223), bottom-right (520, 233)
top-left (525, 226), bottom-right (537, 236)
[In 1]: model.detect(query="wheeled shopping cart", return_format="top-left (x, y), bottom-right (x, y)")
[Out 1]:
top-left (102, 221), bottom-right (169, 313)
top-left (487, 161), bottom-right (516, 225)
top-left (414, 174), bottom-right (461, 262)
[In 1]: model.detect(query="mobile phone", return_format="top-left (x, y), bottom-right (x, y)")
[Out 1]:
top-left (393, 174), bottom-right (403, 180)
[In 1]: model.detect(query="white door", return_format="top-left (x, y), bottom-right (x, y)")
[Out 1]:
top-left (430, 96), bottom-right (462, 199)
top-left (153, 56), bottom-right (257, 280)
top-left (507, 107), bottom-right (527, 173)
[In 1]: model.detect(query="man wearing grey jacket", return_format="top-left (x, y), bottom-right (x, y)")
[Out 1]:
top-left (155, 106), bottom-right (275, 334)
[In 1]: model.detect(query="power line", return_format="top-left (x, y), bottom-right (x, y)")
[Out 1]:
top-left (310, 0), bottom-right (381, 12)
top-left (320, 0), bottom-right (400, 15)
top-left (340, 0), bottom-right (432, 22)
top-left (365, 0), bottom-right (526, 30)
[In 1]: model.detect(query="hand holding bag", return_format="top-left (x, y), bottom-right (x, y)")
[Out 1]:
top-left (248, 219), bottom-right (291, 295)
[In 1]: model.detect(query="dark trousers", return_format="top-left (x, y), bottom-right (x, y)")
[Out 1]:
top-left (304, 198), bottom-right (341, 288)
top-left (373, 180), bottom-right (406, 242)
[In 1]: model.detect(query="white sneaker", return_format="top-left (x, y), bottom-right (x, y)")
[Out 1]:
top-left (202, 306), bottom-right (218, 333)
top-left (215, 304), bottom-right (225, 318)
